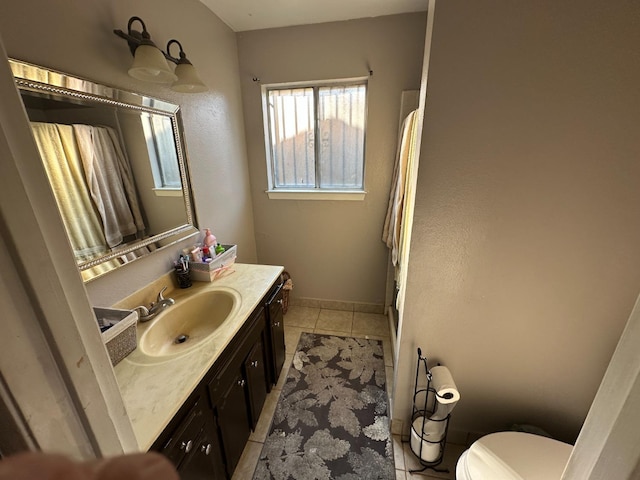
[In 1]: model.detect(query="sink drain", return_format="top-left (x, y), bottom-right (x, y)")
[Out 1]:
top-left (175, 334), bottom-right (189, 344)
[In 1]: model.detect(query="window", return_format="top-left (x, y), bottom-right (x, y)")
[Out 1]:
top-left (263, 79), bottom-right (367, 199)
top-left (141, 113), bottom-right (182, 196)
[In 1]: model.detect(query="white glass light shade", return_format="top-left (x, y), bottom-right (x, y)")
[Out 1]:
top-left (172, 63), bottom-right (207, 93)
top-left (128, 44), bottom-right (177, 84)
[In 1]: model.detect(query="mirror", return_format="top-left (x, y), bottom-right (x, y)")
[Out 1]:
top-left (10, 59), bottom-right (198, 282)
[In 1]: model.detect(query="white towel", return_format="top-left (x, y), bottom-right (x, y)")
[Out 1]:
top-left (30, 122), bottom-right (108, 262)
top-left (105, 127), bottom-right (145, 233)
top-left (382, 110), bottom-right (419, 266)
top-left (74, 125), bottom-right (144, 247)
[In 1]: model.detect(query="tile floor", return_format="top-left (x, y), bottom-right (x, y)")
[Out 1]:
top-left (232, 305), bottom-right (464, 480)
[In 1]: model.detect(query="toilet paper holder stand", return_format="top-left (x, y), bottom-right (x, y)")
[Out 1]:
top-left (407, 347), bottom-right (452, 474)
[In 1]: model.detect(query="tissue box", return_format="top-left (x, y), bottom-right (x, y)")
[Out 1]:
top-left (95, 307), bottom-right (137, 366)
top-left (190, 244), bottom-right (237, 282)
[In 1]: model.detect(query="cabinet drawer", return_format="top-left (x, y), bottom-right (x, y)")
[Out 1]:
top-left (267, 286), bottom-right (284, 318)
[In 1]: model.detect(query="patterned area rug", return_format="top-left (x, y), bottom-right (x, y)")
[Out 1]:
top-left (253, 333), bottom-right (394, 480)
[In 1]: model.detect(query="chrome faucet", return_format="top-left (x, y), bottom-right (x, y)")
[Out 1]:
top-left (133, 287), bottom-right (175, 322)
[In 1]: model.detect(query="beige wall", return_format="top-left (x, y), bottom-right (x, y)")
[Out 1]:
top-left (395, 0), bottom-right (640, 444)
top-left (237, 14), bottom-right (426, 305)
top-left (0, 0), bottom-right (257, 306)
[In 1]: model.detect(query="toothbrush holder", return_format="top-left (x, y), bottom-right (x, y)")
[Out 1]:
top-left (175, 268), bottom-right (192, 289)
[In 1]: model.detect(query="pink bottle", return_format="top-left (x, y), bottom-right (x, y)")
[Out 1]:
top-left (203, 228), bottom-right (217, 248)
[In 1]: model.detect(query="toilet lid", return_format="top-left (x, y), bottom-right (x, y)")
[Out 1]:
top-left (463, 432), bottom-right (572, 479)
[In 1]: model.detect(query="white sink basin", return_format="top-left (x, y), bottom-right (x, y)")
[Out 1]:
top-left (138, 288), bottom-right (240, 358)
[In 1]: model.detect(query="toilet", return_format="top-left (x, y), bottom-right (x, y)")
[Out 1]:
top-left (456, 431), bottom-right (573, 479)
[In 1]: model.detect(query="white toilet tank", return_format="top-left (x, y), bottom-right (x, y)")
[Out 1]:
top-left (456, 431), bottom-right (573, 479)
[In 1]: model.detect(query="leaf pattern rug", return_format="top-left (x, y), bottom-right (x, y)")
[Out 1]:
top-left (253, 333), bottom-right (395, 480)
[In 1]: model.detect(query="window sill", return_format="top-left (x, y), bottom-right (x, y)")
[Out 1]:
top-left (153, 188), bottom-right (182, 197)
top-left (266, 189), bottom-right (367, 201)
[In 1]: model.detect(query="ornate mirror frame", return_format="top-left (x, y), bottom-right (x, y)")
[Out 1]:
top-left (10, 58), bottom-right (199, 282)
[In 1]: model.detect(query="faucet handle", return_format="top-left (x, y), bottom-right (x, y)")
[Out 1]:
top-left (157, 286), bottom-right (169, 302)
top-left (133, 305), bottom-right (150, 320)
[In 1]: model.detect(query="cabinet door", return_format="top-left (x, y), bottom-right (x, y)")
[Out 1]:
top-left (177, 417), bottom-right (226, 480)
top-left (215, 368), bottom-right (251, 477)
top-left (244, 337), bottom-right (269, 429)
top-left (159, 397), bottom-right (206, 469)
top-left (269, 288), bottom-right (286, 385)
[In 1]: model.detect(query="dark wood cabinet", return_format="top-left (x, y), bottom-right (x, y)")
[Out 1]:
top-left (209, 306), bottom-right (269, 477)
top-left (244, 337), bottom-right (269, 429)
top-left (178, 416), bottom-right (226, 480)
top-left (266, 283), bottom-right (286, 386)
top-left (152, 278), bottom-right (281, 479)
top-left (155, 395), bottom-right (225, 480)
top-left (215, 367), bottom-right (252, 475)
top-left (159, 396), bottom-right (205, 468)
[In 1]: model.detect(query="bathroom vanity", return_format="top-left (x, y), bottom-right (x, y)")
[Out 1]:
top-left (7, 58), bottom-right (286, 467)
top-left (113, 263), bottom-right (284, 479)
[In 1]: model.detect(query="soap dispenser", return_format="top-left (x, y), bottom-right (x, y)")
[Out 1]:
top-left (203, 228), bottom-right (217, 248)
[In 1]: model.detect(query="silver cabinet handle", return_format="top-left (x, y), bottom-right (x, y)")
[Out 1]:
top-left (201, 443), bottom-right (212, 455)
top-left (237, 379), bottom-right (246, 387)
top-left (251, 360), bottom-right (259, 368)
top-left (181, 440), bottom-right (193, 453)
top-left (274, 321), bottom-right (280, 327)
top-left (277, 299), bottom-right (283, 305)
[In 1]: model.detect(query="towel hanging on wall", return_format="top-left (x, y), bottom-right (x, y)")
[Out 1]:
top-left (382, 109), bottom-right (419, 266)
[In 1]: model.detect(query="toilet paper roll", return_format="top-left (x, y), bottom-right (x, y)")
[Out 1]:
top-left (430, 365), bottom-right (460, 420)
top-left (430, 365), bottom-right (460, 404)
top-left (410, 416), bottom-right (444, 462)
top-left (413, 415), bottom-right (446, 441)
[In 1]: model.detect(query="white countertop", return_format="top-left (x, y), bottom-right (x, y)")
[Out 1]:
top-left (113, 263), bottom-right (283, 451)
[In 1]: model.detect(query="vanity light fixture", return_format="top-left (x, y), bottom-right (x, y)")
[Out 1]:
top-left (166, 39), bottom-right (208, 93)
top-left (114, 17), bottom-right (176, 84)
top-left (114, 16), bottom-right (207, 93)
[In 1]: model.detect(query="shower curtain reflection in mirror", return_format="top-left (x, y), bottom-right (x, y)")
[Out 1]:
top-left (31, 122), bottom-right (148, 274)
